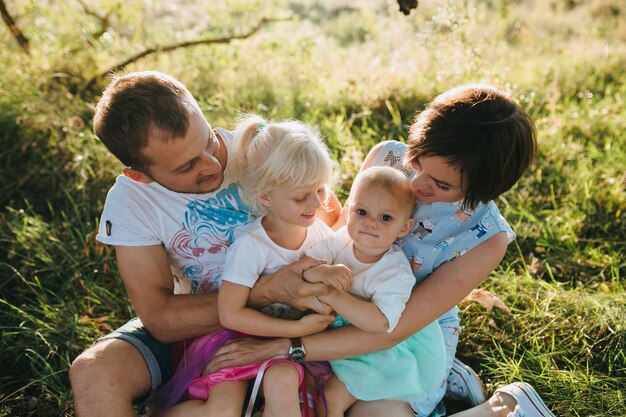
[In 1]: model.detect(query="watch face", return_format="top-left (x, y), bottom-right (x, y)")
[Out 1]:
top-left (289, 347), bottom-right (306, 363)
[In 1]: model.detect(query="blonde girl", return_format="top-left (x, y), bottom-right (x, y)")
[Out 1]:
top-left (153, 115), bottom-right (344, 417)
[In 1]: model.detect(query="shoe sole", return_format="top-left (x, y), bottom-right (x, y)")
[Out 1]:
top-left (448, 358), bottom-right (486, 406)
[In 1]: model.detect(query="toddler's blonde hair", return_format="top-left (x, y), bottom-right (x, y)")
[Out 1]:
top-left (352, 166), bottom-right (417, 219)
top-left (234, 114), bottom-right (337, 214)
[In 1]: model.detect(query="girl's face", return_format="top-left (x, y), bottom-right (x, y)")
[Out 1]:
top-left (409, 156), bottom-right (466, 203)
top-left (261, 184), bottom-right (327, 228)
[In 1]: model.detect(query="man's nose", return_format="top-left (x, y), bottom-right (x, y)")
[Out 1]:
top-left (198, 152), bottom-right (219, 171)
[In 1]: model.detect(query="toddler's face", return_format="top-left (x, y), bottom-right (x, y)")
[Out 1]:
top-left (408, 155), bottom-right (466, 204)
top-left (347, 184), bottom-right (413, 254)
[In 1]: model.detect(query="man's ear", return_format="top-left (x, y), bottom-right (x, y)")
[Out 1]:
top-left (397, 218), bottom-right (414, 238)
top-left (122, 168), bottom-right (153, 184)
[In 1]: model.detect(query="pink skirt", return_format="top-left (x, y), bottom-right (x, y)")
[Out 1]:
top-left (148, 327), bottom-right (331, 413)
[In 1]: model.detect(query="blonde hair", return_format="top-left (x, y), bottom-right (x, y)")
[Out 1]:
top-left (352, 166), bottom-right (417, 218)
top-left (234, 114), bottom-right (337, 214)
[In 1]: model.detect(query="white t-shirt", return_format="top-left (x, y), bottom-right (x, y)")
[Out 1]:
top-left (222, 217), bottom-right (333, 319)
top-left (96, 128), bottom-right (254, 295)
top-left (306, 227), bottom-right (415, 332)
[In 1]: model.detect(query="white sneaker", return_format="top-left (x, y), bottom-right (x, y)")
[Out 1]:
top-left (445, 357), bottom-right (487, 406)
top-left (495, 382), bottom-right (556, 417)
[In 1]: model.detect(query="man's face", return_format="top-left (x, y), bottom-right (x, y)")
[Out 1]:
top-left (138, 109), bottom-right (225, 194)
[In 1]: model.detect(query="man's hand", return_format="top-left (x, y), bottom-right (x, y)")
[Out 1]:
top-left (303, 264), bottom-right (353, 293)
top-left (249, 256), bottom-right (334, 314)
top-left (204, 337), bottom-right (290, 374)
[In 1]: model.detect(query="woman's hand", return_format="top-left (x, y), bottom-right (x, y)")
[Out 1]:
top-left (203, 337), bottom-right (290, 374)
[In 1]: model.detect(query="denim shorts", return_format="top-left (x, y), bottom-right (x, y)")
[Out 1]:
top-left (98, 317), bottom-right (172, 393)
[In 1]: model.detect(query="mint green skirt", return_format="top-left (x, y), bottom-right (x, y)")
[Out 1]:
top-left (329, 317), bottom-right (446, 402)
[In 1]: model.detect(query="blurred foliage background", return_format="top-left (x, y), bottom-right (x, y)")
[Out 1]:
top-left (0, 0), bottom-right (624, 415)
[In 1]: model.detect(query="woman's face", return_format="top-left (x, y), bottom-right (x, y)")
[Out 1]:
top-left (409, 155), bottom-right (466, 203)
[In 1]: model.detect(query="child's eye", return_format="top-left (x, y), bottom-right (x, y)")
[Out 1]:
top-left (436, 183), bottom-right (450, 192)
top-left (380, 214), bottom-right (392, 222)
top-left (356, 208), bottom-right (367, 216)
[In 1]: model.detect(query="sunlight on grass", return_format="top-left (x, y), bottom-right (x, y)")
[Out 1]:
top-left (1, 0), bottom-right (624, 415)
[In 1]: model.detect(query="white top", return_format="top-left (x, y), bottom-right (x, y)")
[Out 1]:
top-left (222, 217), bottom-right (333, 319)
top-left (222, 217), bottom-right (333, 287)
top-left (306, 227), bottom-right (415, 332)
top-left (96, 128), bottom-right (255, 295)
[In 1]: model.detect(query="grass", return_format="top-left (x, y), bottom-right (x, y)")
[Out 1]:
top-left (1, 0), bottom-right (625, 415)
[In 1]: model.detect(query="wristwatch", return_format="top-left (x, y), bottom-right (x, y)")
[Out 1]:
top-left (287, 337), bottom-right (306, 363)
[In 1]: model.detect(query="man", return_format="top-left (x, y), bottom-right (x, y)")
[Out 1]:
top-left (69, 71), bottom-right (334, 417)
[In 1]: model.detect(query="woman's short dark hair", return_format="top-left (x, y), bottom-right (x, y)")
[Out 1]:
top-left (405, 85), bottom-right (537, 210)
top-left (93, 71), bottom-right (197, 172)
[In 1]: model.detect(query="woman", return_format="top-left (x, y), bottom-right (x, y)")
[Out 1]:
top-left (205, 85), bottom-right (555, 417)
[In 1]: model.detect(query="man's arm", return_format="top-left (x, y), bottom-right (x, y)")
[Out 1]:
top-left (115, 245), bottom-right (220, 344)
top-left (117, 247), bottom-right (335, 344)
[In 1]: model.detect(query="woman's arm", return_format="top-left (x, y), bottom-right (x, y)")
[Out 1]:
top-left (303, 231), bottom-right (509, 360)
top-left (205, 231), bottom-right (509, 371)
top-left (219, 281), bottom-right (335, 338)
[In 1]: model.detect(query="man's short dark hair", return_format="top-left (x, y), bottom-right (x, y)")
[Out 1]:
top-left (406, 85), bottom-right (537, 210)
top-left (93, 71), bottom-right (197, 172)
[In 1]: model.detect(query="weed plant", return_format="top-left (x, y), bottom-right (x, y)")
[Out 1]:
top-left (1, 0), bottom-right (624, 415)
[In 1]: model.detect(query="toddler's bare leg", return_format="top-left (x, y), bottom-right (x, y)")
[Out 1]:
top-left (320, 374), bottom-right (357, 417)
top-left (164, 380), bottom-right (247, 417)
top-left (262, 362), bottom-right (301, 417)
top-left (347, 399), bottom-right (414, 417)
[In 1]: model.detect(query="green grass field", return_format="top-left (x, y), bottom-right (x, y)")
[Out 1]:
top-left (0, 0), bottom-right (624, 415)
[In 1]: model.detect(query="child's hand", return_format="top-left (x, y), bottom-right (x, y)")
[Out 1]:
top-left (295, 313), bottom-right (335, 336)
top-left (304, 264), bottom-right (353, 293)
top-left (322, 264), bottom-right (353, 293)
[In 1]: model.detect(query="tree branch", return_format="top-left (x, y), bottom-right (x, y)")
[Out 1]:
top-left (76, 0), bottom-right (112, 40)
top-left (0, 0), bottom-right (29, 54)
top-left (83, 16), bottom-right (292, 94)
